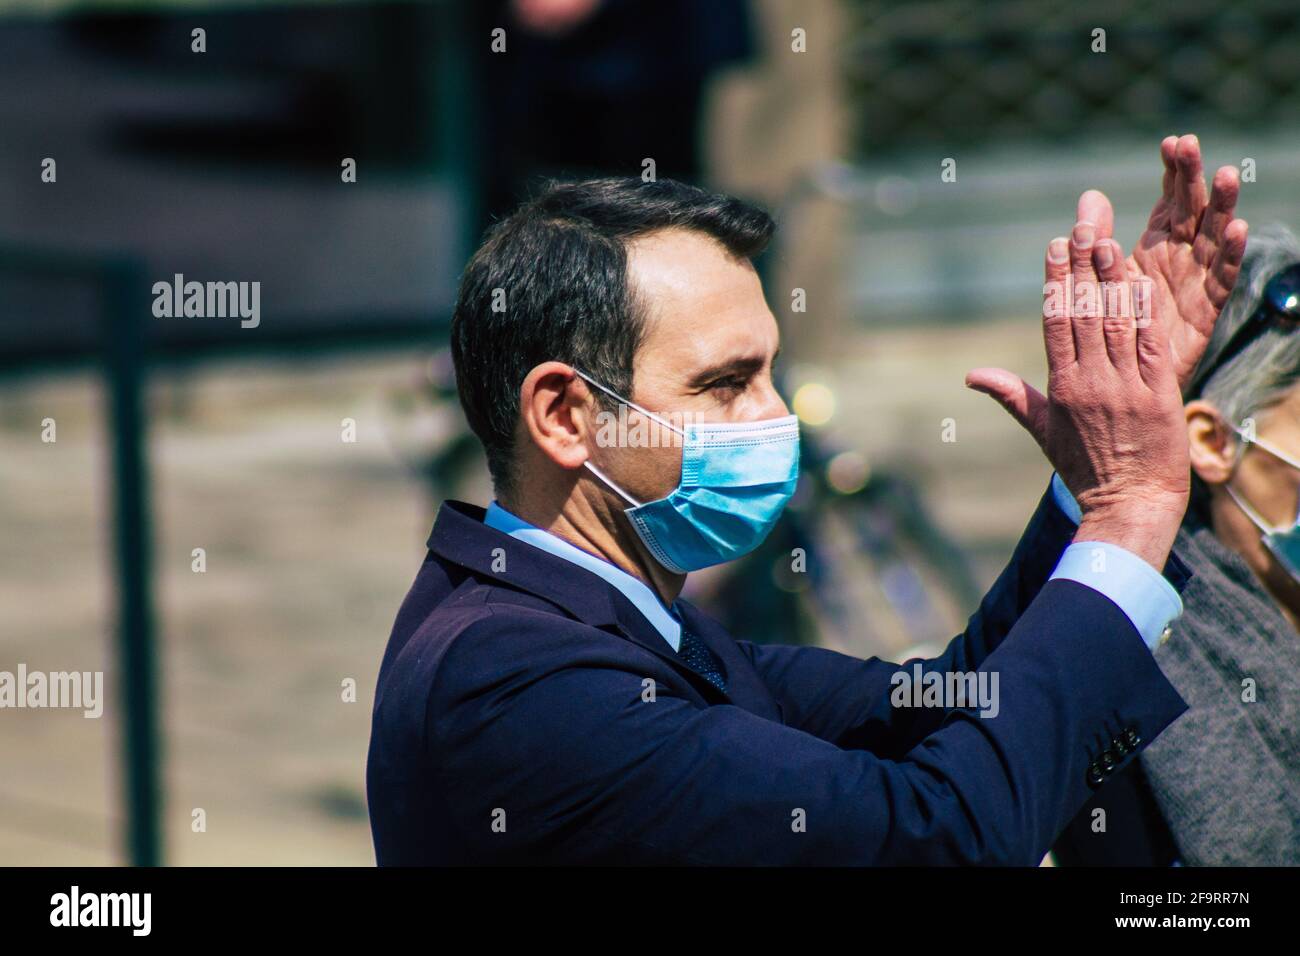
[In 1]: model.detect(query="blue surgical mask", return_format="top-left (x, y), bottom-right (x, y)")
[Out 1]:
top-left (573, 368), bottom-right (800, 573)
top-left (1226, 428), bottom-right (1300, 581)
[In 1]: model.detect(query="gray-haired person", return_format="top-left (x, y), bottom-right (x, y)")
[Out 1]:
top-left (1055, 225), bottom-right (1300, 866)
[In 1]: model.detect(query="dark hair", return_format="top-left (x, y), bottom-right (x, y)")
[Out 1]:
top-left (450, 176), bottom-right (775, 496)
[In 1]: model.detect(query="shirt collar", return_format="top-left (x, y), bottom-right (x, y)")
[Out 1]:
top-left (483, 501), bottom-right (682, 652)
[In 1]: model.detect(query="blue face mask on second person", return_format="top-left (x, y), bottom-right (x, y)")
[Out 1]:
top-left (573, 368), bottom-right (801, 574)
top-left (1225, 427), bottom-right (1300, 582)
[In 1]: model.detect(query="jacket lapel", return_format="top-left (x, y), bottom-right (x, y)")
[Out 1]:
top-left (426, 501), bottom-right (750, 704)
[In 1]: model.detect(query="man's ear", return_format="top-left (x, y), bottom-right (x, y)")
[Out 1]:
top-left (1186, 399), bottom-right (1236, 486)
top-left (518, 362), bottom-right (594, 472)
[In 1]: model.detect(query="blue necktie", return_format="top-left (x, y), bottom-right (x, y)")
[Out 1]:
top-left (677, 627), bottom-right (727, 693)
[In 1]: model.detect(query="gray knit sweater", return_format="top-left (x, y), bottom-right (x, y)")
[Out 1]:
top-left (1141, 504), bottom-right (1300, 865)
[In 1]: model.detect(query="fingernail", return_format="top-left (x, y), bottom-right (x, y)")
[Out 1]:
top-left (1095, 241), bottom-right (1114, 269)
top-left (1048, 238), bottom-right (1069, 263)
top-left (1072, 222), bottom-right (1095, 248)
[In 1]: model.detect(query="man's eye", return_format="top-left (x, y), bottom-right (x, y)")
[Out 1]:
top-left (708, 377), bottom-right (747, 395)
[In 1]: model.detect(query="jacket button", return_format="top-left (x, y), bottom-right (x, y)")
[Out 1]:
top-left (1112, 736), bottom-right (1130, 756)
top-left (1099, 750), bottom-right (1118, 772)
top-left (1123, 728), bottom-right (1141, 749)
top-left (1086, 765), bottom-right (1105, 787)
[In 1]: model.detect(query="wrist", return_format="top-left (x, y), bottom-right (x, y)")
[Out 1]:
top-left (1075, 503), bottom-right (1183, 572)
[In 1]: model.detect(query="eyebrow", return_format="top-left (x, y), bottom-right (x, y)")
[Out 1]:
top-left (685, 345), bottom-right (781, 390)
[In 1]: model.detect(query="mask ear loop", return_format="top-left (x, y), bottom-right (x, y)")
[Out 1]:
top-left (1225, 421), bottom-right (1250, 480)
top-left (570, 367), bottom-right (687, 510)
top-left (582, 460), bottom-right (643, 508)
top-left (1226, 423), bottom-right (1298, 533)
top-left (1225, 484), bottom-right (1277, 535)
top-left (570, 367), bottom-right (688, 438)
top-left (1245, 431), bottom-right (1300, 472)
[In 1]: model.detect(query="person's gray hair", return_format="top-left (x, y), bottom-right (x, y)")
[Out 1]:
top-left (1185, 224), bottom-right (1300, 434)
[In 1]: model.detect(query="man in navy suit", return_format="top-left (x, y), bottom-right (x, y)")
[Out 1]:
top-left (368, 138), bottom-right (1247, 864)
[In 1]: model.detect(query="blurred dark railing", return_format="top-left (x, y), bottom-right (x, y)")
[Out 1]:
top-left (0, 0), bottom-right (481, 866)
top-left (0, 248), bottom-right (161, 865)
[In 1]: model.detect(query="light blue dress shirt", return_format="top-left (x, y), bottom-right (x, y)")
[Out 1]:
top-left (1049, 473), bottom-right (1182, 650)
top-left (483, 501), bottom-right (683, 652)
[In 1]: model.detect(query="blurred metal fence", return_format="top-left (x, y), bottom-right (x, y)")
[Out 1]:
top-left (845, 0), bottom-right (1300, 156)
top-left (833, 1), bottom-right (1300, 325)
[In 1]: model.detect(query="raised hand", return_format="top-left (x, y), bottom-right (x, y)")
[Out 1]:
top-left (966, 220), bottom-right (1190, 571)
top-left (1077, 135), bottom-right (1248, 390)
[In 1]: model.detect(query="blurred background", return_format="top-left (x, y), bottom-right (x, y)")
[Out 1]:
top-left (2, 0), bottom-right (1299, 865)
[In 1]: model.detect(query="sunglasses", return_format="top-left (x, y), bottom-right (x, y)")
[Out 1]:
top-left (1191, 262), bottom-right (1300, 393)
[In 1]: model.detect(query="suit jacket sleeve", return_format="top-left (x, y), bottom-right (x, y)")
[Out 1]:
top-left (737, 482), bottom-right (1080, 753)
top-left (427, 577), bottom-right (1188, 865)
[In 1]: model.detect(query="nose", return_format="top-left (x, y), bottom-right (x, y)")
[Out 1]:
top-left (753, 378), bottom-right (789, 420)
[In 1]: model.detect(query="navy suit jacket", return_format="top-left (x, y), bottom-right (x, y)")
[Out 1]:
top-left (367, 488), bottom-right (1192, 865)
top-left (1051, 759), bottom-right (1181, 865)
